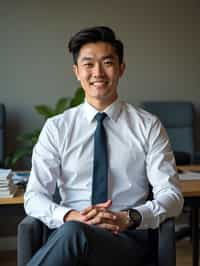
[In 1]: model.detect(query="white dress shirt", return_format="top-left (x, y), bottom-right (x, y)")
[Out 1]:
top-left (24, 99), bottom-right (184, 229)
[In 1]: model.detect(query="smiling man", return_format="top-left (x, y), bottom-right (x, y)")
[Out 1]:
top-left (73, 41), bottom-right (125, 110)
top-left (24, 26), bottom-right (183, 266)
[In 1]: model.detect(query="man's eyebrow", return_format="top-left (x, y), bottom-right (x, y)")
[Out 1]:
top-left (102, 55), bottom-right (115, 60)
top-left (79, 56), bottom-right (93, 62)
top-left (79, 54), bottom-right (116, 62)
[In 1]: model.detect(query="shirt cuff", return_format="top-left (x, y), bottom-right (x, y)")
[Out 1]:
top-left (134, 204), bottom-right (156, 229)
top-left (52, 205), bottom-right (73, 228)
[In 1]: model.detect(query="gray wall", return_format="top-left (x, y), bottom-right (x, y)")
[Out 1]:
top-left (0, 0), bottom-right (200, 155)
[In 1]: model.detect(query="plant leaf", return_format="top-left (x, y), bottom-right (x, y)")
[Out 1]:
top-left (10, 146), bottom-right (33, 166)
top-left (35, 105), bottom-right (54, 118)
top-left (70, 87), bottom-right (85, 107)
top-left (10, 88), bottom-right (85, 167)
top-left (17, 129), bottom-right (40, 143)
top-left (4, 155), bottom-right (12, 168)
top-left (55, 97), bottom-right (71, 114)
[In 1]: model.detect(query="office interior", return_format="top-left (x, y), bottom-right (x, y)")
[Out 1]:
top-left (0, 0), bottom-right (199, 265)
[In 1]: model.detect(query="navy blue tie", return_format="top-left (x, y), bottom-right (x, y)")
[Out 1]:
top-left (92, 112), bottom-right (108, 205)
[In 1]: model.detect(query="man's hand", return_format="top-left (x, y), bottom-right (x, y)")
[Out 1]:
top-left (81, 200), bottom-right (119, 233)
top-left (85, 210), bottom-right (130, 234)
top-left (63, 209), bottom-right (86, 222)
top-left (63, 200), bottom-right (112, 223)
top-left (64, 200), bottom-right (130, 234)
top-left (82, 200), bottom-right (130, 234)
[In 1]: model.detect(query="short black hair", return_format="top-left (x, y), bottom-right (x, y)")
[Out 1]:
top-left (68, 26), bottom-right (124, 65)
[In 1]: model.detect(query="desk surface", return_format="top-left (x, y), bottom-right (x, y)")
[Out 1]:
top-left (0, 190), bottom-right (24, 205)
top-left (178, 165), bottom-right (200, 173)
top-left (181, 180), bottom-right (200, 197)
top-left (0, 165), bottom-right (200, 204)
top-left (178, 165), bottom-right (200, 197)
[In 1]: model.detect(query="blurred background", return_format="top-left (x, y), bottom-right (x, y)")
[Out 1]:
top-left (0, 0), bottom-right (199, 259)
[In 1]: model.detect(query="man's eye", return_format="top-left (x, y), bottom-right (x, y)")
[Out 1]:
top-left (84, 63), bottom-right (93, 67)
top-left (104, 61), bottom-right (113, 65)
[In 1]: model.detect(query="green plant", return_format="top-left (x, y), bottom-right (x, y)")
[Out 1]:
top-left (6, 87), bottom-right (85, 167)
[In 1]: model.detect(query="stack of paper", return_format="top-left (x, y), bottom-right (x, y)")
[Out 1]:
top-left (12, 171), bottom-right (30, 185)
top-left (0, 169), bottom-right (16, 198)
top-left (179, 171), bottom-right (200, 180)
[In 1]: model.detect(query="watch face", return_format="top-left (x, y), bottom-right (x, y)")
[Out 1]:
top-left (129, 209), bottom-right (142, 227)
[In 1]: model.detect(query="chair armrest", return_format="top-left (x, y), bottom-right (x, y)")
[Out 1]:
top-left (17, 216), bottom-right (44, 266)
top-left (158, 218), bottom-right (176, 266)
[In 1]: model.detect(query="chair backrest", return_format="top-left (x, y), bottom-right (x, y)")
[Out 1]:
top-left (141, 101), bottom-right (194, 164)
top-left (0, 104), bottom-right (6, 167)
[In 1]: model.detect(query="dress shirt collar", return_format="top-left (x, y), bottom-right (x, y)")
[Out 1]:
top-left (83, 98), bottom-right (122, 123)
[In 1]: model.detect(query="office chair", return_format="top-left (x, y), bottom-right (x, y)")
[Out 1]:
top-left (141, 101), bottom-right (198, 165)
top-left (141, 101), bottom-right (197, 240)
top-left (18, 216), bottom-right (175, 266)
top-left (18, 185), bottom-right (176, 266)
top-left (0, 103), bottom-right (6, 167)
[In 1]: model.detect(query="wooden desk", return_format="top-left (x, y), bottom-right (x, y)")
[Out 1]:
top-left (0, 190), bottom-right (24, 216)
top-left (181, 180), bottom-right (200, 197)
top-left (178, 165), bottom-right (200, 173)
top-left (0, 191), bottom-right (24, 205)
top-left (178, 165), bottom-right (200, 266)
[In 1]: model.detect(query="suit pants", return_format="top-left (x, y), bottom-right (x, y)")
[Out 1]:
top-left (27, 221), bottom-right (150, 266)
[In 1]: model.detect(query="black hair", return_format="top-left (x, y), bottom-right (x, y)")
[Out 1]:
top-left (68, 26), bottom-right (124, 65)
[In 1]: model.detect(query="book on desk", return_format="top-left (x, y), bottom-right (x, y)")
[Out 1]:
top-left (0, 169), bottom-right (30, 198)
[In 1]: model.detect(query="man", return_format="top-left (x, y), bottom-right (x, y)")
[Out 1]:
top-left (24, 26), bottom-right (183, 266)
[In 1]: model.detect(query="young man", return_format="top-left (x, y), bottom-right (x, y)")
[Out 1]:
top-left (24, 26), bottom-right (183, 266)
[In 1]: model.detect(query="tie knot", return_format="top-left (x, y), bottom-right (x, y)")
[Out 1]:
top-left (95, 112), bottom-right (107, 123)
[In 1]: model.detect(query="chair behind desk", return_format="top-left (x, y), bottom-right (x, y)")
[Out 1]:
top-left (141, 101), bottom-right (197, 241)
top-left (141, 101), bottom-right (196, 165)
top-left (17, 216), bottom-right (175, 266)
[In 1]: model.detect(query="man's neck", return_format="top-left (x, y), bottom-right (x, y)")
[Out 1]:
top-left (86, 95), bottom-right (118, 111)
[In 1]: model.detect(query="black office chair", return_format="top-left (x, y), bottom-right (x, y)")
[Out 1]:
top-left (17, 216), bottom-right (175, 266)
top-left (18, 185), bottom-right (176, 266)
top-left (0, 103), bottom-right (6, 167)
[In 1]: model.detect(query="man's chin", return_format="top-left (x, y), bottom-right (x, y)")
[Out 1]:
top-left (93, 94), bottom-right (110, 100)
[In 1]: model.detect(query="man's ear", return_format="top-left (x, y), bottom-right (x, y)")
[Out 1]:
top-left (72, 64), bottom-right (80, 81)
top-left (119, 62), bottom-right (126, 77)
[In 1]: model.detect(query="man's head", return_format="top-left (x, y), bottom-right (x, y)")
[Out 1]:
top-left (68, 26), bottom-right (125, 110)
top-left (68, 26), bottom-right (124, 65)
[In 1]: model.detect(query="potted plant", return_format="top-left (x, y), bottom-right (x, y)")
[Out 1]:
top-left (6, 87), bottom-right (85, 168)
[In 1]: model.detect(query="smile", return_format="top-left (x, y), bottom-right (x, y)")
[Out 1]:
top-left (90, 81), bottom-right (108, 86)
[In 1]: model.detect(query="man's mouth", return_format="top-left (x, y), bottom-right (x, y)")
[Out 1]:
top-left (90, 80), bottom-right (108, 86)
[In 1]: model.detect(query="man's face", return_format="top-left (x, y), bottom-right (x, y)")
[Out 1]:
top-left (73, 42), bottom-right (125, 108)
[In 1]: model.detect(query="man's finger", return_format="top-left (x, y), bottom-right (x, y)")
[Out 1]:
top-left (98, 223), bottom-right (119, 233)
top-left (81, 206), bottom-right (93, 215)
top-left (82, 208), bottom-right (98, 221)
top-left (96, 199), bottom-right (112, 208)
top-left (101, 211), bottom-right (116, 221)
top-left (86, 210), bottom-right (116, 225)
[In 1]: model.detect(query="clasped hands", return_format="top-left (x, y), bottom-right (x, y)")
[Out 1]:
top-left (64, 199), bottom-right (129, 234)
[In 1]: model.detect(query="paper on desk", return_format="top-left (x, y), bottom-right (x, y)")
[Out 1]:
top-left (0, 169), bottom-right (12, 179)
top-left (12, 172), bottom-right (30, 184)
top-left (179, 171), bottom-right (200, 180)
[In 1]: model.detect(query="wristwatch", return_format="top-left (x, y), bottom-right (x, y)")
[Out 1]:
top-left (123, 208), bottom-right (142, 229)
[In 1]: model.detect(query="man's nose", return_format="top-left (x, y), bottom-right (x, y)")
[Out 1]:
top-left (93, 63), bottom-right (105, 77)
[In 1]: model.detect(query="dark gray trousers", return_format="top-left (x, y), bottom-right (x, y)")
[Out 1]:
top-left (27, 221), bottom-right (150, 266)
